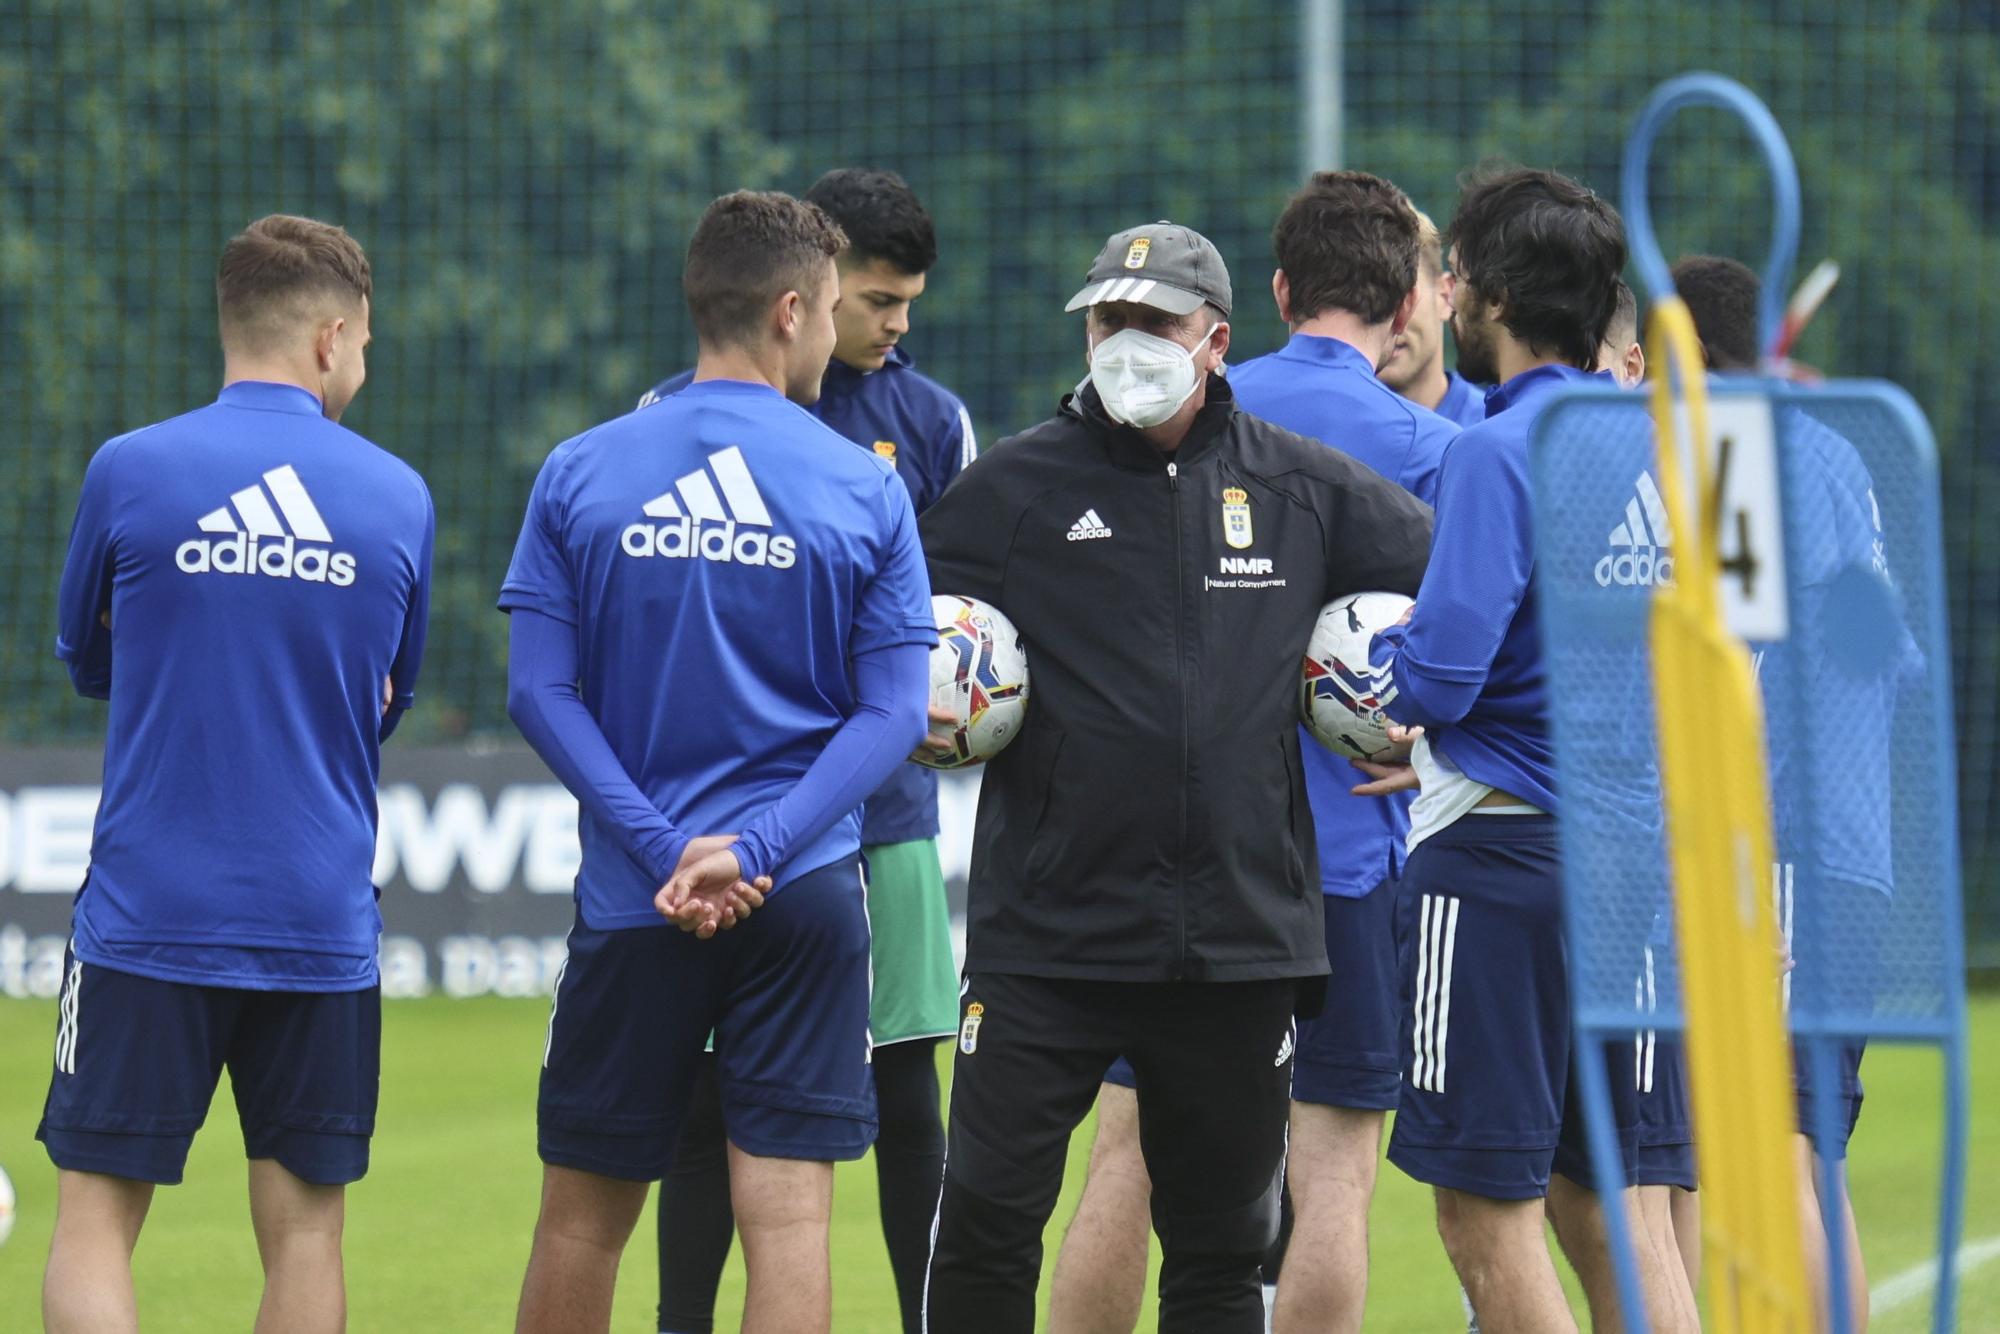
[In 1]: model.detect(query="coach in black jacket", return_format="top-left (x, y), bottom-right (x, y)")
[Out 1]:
top-left (919, 222), bottom-right (1432, 1334)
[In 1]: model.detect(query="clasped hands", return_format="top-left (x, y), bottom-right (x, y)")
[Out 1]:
top-left (653, 835), bottom-right (773, 939)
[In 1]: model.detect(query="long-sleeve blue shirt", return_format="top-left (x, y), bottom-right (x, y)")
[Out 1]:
top-left (642, 346), bottom-right (973, 846)
top-left (1381, 364), bottom-right (1614, 813)
top-left (1229, 332), bottom-right (1453, 897)
top-left (56, 381), bottom-right (434, 989)
top-left (499, 379), bottom-right (936, 929)
top-left (1756, 401), bottom-right (1901, 896)
top-left (1434, 369), bottom-right (1489, 428)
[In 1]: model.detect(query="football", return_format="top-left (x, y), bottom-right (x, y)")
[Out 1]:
top-left (916, 594), bottom-right (1030, 769)
top-left (0, 1164), bottom-right (14, 1247)
top-left (1301, 591), bottom-right (1414, 763)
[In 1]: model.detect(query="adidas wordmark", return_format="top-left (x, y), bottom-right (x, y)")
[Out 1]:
top-left (1066, 509), bottom-right (1112, 541)
top-left (621, 446), bottom-right (798, 569)
top-left (175, 465), bottom-right (356, 586)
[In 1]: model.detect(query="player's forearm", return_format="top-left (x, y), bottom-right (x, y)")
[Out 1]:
top-left (62, 660), bottom-right (111, 700)
top-left (54, 625), bottom-right (112, 698)
top-left (505, 609), bottom-right (687, 884)
top-left (54, 575), bottom-right (114, 698)
top-left (1379, 624), bottom-right (1486, 730)
top-left (731, 640), bottom-right (930, 884)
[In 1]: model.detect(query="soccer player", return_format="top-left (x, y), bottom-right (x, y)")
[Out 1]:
top-left (1045, 171), bottom-right (1455, 1334)
top-left (502, 191), bottom-right (932, 1334)
top-left (1379, 210), bottom-right (1488, 427)
top-left (1676, 251), bottom-right (1891, 1330)
top-left (918, 220), bottom-right (1433, 1333)
top-left (638, 168), bottom-right (972, 1334)
top-left (1598, 279), bottom-right (1646, 388)
top-left (38, 214), bottom-right (433, 1334)
top-left (1601, 273), bottom-right (1702, 1307)
top-left (1358, 168), bottom-right (1698, 1334)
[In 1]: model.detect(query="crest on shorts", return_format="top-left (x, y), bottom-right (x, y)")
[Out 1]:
top-left (1123, 238), bottom-right (1151, 270)
top-left (959, 1001), bottom-right (984, 1055)
top-left (1222, 486), bottom-right (1253, 549)
top-left (873, 440), bottom-right (898, 467)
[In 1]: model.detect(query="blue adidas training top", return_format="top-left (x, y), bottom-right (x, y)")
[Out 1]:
top-left (1757, 401), bottom-right (1900, 896)
top-left (1229, 333), bottom-right (1455, 897)
top-left (1381, 364), bottom-right (1614, 812)
top-left (501, 379), bottom-right (936, 930)
top-left (642, 346), bottom-right (974, 846)
top-left (56, 381), bottom-right (434, 990)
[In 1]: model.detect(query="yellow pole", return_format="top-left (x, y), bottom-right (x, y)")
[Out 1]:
top-left (1645, 297), bottom-right (1811, 1332)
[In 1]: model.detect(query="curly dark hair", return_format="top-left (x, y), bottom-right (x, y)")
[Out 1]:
top-left (1446, 167), bottom-right (1627, 370)
top-left (1671, 254), bottom-right (1761, 370)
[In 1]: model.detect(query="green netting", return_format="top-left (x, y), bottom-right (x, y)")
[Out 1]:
top-left (3, 1), bottom-right (1996, 955)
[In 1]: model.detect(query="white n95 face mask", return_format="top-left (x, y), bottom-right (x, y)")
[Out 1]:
top-left (1088, 324), bottom-right (1216, 429)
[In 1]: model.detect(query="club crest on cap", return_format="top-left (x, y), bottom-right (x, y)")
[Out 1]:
top-left (873, 440), bottom-right (898, 466)
top-left (1124, 237), bottom-right (1151, 270)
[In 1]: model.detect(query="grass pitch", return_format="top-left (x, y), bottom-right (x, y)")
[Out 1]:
top-left (1, 995), bottom-right (1994, 1331)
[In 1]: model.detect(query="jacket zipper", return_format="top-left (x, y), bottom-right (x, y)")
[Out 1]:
top-left (1168, 459), bottom-right (1188, 978)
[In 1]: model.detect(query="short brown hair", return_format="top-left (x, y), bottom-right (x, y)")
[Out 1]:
top-left (683, 191), bottom-right (847, 348)
top-left (216, 214), bottom-right (372, 350)
top-left (1271, 171), bottom-right (1422, 326)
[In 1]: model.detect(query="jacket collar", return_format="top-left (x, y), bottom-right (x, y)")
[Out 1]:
top-left (820, 344), bottom-right (914, 394)
top-left (1062, 374), bottom-right (1237, 471)
top-left (217, 381), bottom-right (324, 415)
top-left (1271, 331), bottom-right (1376, 374)
top-left (1484, 362), bottom-right (1607, 416)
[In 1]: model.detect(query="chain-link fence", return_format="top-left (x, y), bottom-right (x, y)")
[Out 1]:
top-left (4, 1), bottom-right (1995, 958)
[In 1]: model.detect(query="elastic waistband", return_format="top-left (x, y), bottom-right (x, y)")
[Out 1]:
top-left (1429, 811), bottom-right (1558, 844)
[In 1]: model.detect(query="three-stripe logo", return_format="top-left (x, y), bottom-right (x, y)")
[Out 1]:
top-left (55, 950), bottom-right (80, 1075)
top-left (1594, 470), bottom-right (1676, 588)
top-left (175, 464), bottom-right (357, 586)
top-left (1075, 276), bottom-right (1162, 308)
top-left (1635, 943), bottom-right (1659, 1094)
top-left (1066, 509), bottom-right (1112, 541)
top-left (621, 446), bottom-right (797, 569)
top-left (1410, 892), bottom-right (1461, 1094)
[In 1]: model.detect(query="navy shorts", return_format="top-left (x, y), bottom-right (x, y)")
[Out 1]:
top-left (1102, 880), bottom-right (1398, 1109)
top-left (538, 856), bottom-right (876, 1180)
top-left (1386, 815), bottom-right (1639, 1201)
top-left (36, 949), bottom-right (379, 1186)
top-left (1779, 867), bottom-right (1881, 1160)
top-left (1634, 941), bottom-right (1696, 1190)
top-left (1793, 1037), bottom-right (1865, 1161)
top-left (1637, 1032), bottom-right (1696, 1190)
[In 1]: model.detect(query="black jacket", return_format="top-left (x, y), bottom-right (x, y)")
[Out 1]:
top-left (920, 376), bottom-right (1433, 982)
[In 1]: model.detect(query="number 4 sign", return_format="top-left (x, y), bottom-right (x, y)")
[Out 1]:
top-left (1704, 393), bottom-right (1789, 641)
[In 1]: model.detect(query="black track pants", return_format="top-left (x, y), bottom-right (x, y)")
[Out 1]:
top-left (923, 974), bottom-right (1299, 1334)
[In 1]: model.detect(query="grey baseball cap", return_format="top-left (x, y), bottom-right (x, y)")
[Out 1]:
top-left (1064, 221), bottom-right (1233, 318)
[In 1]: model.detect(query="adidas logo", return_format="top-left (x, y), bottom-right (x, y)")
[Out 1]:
top-left (175, 465), bottom-right (356, 586)
top-left (1594, 471), bottom-right (1676, 588)
top-left (621, 446), bottom-right (797, 569)
top-left (1274, 1025), bottom-right (1295, 1066)
top-left (1066, 509), bottom-right (1112, 542)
